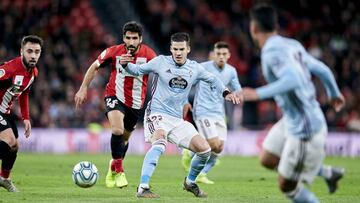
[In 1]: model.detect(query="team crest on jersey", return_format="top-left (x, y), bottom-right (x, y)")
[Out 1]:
top-left (0, 69), bottom-right (5, 78)
top-left (136, 57), bottom-right (147, 65)
top-left (169, 76), bottom-right (188, 93)
top-left (14, 75), bottom-right (24, 86)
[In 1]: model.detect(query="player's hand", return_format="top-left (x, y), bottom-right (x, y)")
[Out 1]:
top-left (330, 94), bottom-right (345, 112)
top-left (120, 52), bottom-right (134, 65)
top-left (235, 91), bottom-right (244, 105)
top-left (242, 87), bottom-right (259, 101)
top-left (74, 88), bottom-right (87, 110)
top-left (225, 92), bottom-right (242, 104)
top-left (23, 119), bottom-right (31, 138)
top-left (183, 103), bottom-right (192, 119)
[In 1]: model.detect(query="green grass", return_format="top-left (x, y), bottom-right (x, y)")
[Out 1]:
top-left (1, 153), bottom-right (359, 203)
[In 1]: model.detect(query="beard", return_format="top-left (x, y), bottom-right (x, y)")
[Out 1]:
top-left (22, 57), bottom-right (37, 69)
top-left (126, 45), bottom-right (139, 55)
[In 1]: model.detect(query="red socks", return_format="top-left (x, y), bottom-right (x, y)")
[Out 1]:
top-left (111, 159), bottom-right (123, 173)
top-left (1, 169), bottom-right (10, 179)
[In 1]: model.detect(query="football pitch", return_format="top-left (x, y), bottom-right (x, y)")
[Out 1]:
top-left (1, 153), bottom-right (359, 203)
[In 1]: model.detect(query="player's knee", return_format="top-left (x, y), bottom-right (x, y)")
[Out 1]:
top-left (150, 129), bottom-right (166, 143)
top-left (259, 151), bottom-right (278, 170)
top-left (278, 176), bottom-right (297, 193)
top-left (210, 143), bottom-right (223, 154)
top-left (11, 140), bottom-right (19, 151)
top-left (111, 126), bottom-right (124, 135)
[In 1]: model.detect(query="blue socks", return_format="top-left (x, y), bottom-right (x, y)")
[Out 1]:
top-left (187, 149), bottom-right (211, 182)
top-left (286, 184), bottom-right (319, 203)
top-left (139, 139), bottom-right (166, 188)
top-left (201, 152), bottom-right (218, 174)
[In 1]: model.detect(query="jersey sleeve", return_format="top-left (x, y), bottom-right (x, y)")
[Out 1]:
top-left (19, 88), bottom-right (30, 120)
top-left (229, 68), bottom-right (242, 92)
top-left (126, 55), bottom-right (161, 76)
top-left (196, 63), bottom-right (226, 94)
top-left (303, 52), bottom-right (341, 98)
top-left (0, 63), bottom-right (14, 81)
top-left (96, 47), bottom-right (115, 68)
top-left (256, 49), bottom-right (301, 99)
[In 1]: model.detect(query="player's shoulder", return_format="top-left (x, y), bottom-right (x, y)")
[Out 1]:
top-left (200, 60), bottom-right (213, 67)
top-left (138, 44), bottom-right (157, 58)
top-left (33, 67), bottom-right (39, 77)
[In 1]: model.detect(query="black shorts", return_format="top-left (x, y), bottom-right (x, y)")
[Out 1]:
top-left (0, 112), bottom-right (19, 139)
top-left (104, 96), bottom-right (143, 132)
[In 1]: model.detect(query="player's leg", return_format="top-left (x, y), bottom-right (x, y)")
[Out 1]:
top-left (137, 129), bottom-right (166, 198)
top-left (0, 114), bottom-right (19, 192)
top-left (137, 114), bottom-right (169, 198)
top-left (197, 119), bottom-right (227, 184)
top-left (317, 165), bottom-right (345, 194)
top-left (260, 119), bottom-right (286, 170)
top-left (170, 121), bottom-right (210, 197)
top-left (278, 134), bottom-right (324, 203)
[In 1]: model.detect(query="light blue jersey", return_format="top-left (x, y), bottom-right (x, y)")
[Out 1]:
top-left (256, 35), bottom-right (341, 139)
top-left (193, 61), bottom-right (242, 120)
top-left (125, 55), bottom-right (226, 118)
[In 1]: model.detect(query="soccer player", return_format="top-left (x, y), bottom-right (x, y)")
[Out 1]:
top-left (182, 41), bottom-right (243, 184)
top-left (120, 32), bottom-right (242, 198)
top-left (243, 5), bottom-right (346, 203)
top-left (74, 21), bottom-right (156, 188)
top-left (0, 35), bottom-right (43, 192)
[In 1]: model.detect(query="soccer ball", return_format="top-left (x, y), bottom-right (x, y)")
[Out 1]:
top-left (72, 161), bottom-right (99, 188)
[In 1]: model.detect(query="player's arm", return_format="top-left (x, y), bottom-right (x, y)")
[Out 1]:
top-left (197, 64), bottom-right (241, 104)
top-left (121, 55), bottom-right (160, 76)
top-left (305, 52), bottom-right (343, 98)
top-left (256, 68), bottom-right (300, 99)
top-left (74, 61), bottom-right (100, 109)
top-left (19, 88), bottom-right (31, 138)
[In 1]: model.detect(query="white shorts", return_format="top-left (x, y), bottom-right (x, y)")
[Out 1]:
top-left (263, 119), bottom-right (326, 183)
top-left (195, 118), bottom-right (227, 141)
top-left (144, 113), bottom-right (199, 149)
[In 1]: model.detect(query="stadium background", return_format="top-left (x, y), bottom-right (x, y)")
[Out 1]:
top-left (1, 0), bottom-right (359, 153)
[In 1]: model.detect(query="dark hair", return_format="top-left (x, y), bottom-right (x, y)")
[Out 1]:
top-left (249, 4), bottom-right (278, 32)
top-left (123, 21), bottom-right (143, 36)
top-left (21, 35), bottom-right (43, 47)
top-left (214, 41), bottom-right (229, 50)
top-left (170, 32), bottom-right (190, 45)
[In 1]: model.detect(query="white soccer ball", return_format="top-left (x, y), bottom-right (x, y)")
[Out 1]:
top-left (72, 161), bottom-right (99, 188)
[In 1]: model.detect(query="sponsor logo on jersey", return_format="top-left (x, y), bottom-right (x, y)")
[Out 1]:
top-left (169, 77), bottom-right (188, 93)
top-left (0, 69), bottom-right (5, 78)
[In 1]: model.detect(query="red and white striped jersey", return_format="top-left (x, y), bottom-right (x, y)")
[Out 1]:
top-left (0, 57), bottom-right (38, 120)
top-left (96, 44), bottom-right (156, 109)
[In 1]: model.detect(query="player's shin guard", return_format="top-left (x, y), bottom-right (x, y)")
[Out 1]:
top-left (0, 141), bottom-right (11, 159)
top-left (1, 150), bottom-right (17, 179)
top-left (201, 152), bottom-right (218, 174)
top-left (139, 139), bottom-right (166, 188)
top-left (285, 184), bottom-right (319, 203)
top-left (187, 149), bottom-right (211, 182)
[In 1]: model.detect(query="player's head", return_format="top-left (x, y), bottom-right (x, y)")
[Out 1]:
top-left (20, 35), bottom-right (43, 69)
top-left (170, 32), bottom-right (190, 65)
top-left (123, 21), bottom-right (143, 54)
top-left (249, 4), bottom-right (278, 47)
top-left (213, 41), bottom-right (230, 68)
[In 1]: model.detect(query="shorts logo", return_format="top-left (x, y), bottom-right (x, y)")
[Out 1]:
top-left (0, 69), bottom-right (5, 78)
top-left (169, 77), bottom-right (188, 93)
top-left (0, 115), bottom-right (7, 126)
top-left (106, 98), bottom-right (118, 108)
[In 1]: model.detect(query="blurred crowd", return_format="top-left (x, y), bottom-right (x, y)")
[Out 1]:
top-left (0, 0), bottom-right (359, 131)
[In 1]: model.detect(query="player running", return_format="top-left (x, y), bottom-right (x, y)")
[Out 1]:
top-left (0, 35), bottom-right (43, 192)
top-left (120, 32), bottom-right (242, 198)
top-left (182, 41), bottom-right (243, 184)
top-left (243, 4), bottom-right (346, 203)
top-left (74, 21), bottom-right (156, 188)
